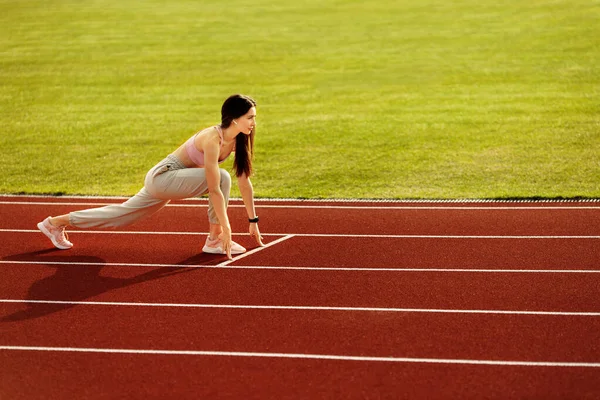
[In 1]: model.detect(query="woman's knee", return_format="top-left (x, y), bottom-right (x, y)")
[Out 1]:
top-left (219, 168), bottom-right (232, 192)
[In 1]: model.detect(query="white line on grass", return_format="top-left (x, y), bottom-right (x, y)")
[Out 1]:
top-left (1, 299), bottom-right (598, 316)
top-left (0, 345), bottom-right (598, 367)
top-left (0, 260), bottom-right (599, 274)
top-left (2, 229), bottom-right (599, 239)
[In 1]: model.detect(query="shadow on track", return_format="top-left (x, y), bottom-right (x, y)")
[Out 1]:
top-left (0, 249), bottom-right (212, 322)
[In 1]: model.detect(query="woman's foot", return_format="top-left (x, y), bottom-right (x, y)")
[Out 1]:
top-left (37, 217), bottom-right (73, 249)
top-left (202, 236), bottom-right (246, 255)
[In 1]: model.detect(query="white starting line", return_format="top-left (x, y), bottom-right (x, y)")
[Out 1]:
top-left (217, 234), bottom-right (295, 267)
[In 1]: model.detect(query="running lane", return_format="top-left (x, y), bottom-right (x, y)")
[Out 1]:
top-left (1, 197), bottom-right (599, 236)
top-left (1, 197), bottom-right (599, 399)
top-left (1, 302), bottom-right (599, 362)
top-left (0, 263), bottom-right (597, 312)
top-left (2, 351), bottom-right (598, 399)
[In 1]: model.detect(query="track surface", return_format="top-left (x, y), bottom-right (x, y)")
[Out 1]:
top-left (0, 196), bottom-right (599, 399)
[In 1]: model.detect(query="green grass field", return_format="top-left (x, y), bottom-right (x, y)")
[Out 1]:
top-left (1, 0), bottom-right (598, 199)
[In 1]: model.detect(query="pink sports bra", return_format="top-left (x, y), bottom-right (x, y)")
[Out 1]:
top-left (185, 125), bottom-right (230, 166)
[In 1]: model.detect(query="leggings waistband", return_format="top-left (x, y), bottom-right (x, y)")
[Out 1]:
top-left (164, 154), bottom-right (186, 170)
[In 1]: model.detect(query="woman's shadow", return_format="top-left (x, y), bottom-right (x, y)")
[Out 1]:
top-left (1, 249), bottom-right (216, 322)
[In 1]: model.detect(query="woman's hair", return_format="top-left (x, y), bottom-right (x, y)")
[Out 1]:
top-left (220, 94), bottom-right (257, 177)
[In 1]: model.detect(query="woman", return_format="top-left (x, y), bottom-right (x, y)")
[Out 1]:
top-left (37, 94), bottom-right (264, 260)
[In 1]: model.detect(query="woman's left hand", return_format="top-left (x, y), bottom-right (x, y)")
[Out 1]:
top-left (249, 223), bottom-right (265, 247)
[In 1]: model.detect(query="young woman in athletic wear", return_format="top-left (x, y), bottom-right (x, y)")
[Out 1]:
top-left (38, 94), bottom-right (264, 260)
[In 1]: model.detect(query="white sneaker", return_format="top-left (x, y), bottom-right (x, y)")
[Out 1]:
top-left (202, 236), bottom-right (246, 255)
top-left (37, 217), bottom-right (73, 249)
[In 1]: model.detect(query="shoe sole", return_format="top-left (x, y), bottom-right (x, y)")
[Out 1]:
top-left (202, 245), bottom-right (246, 255)
top-left (37, 222), bottom-right (72, 250)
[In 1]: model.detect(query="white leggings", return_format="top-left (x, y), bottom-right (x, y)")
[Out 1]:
top-left (69, 154), bottom-right (231, 228)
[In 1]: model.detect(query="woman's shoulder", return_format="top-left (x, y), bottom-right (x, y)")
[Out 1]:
top-left (192, 126), bottom-right (220, 143)
top-left (196, 125), bottom-right (221, 138)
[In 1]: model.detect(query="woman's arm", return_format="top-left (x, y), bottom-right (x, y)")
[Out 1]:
top-left (238, 173), bottom-right (264, 246)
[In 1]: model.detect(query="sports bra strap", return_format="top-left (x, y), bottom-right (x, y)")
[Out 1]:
top-left (184, 125), bottom-right (229, 167)
top-left (215, 125), bottom-right (224, 146)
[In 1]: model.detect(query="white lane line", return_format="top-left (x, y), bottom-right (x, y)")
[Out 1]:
top-left (1, 299), bottom-right (598, 316)
top-left (0, 345), bottom-right (598, 367)
top-left (1, 261), bottom-right (599, 274)
top-left (217, 235), bottom-right (295, 267)
top-left (1, 201), bottom-right (599, 210)
top-left (2, 229), bottom-right (599, 239)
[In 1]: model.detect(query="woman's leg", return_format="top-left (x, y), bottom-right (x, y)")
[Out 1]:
top-left (37, 187), bottom-right (169, 249)
top-left (47, 188), bottom-right (168, 229)
top-left (38, 157), bottom-right (176, 248)
top-left (38, 155), bottom-right (233, 250)
top-left (149, 165), bottom-right (240, 253)
top-left (207, 169), bottom-right (232, 239)
top-left (153, 167), bottom-right (232, 240)
top-left (68, 187), bottom-right (169, 228)
top-left (59, 166), bottom-right (231, 229)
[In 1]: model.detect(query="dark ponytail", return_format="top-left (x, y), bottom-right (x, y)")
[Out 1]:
top-left (234, 129), bottom-right (255, 177)
top-left (220, 94), bottom-right (257, 177)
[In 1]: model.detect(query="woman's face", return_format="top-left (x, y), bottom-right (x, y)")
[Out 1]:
top-left (237, 106), bottom-right (256, 135)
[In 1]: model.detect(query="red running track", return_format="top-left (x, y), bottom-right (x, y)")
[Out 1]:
top-left (0, 196), bottom-right (599, 399)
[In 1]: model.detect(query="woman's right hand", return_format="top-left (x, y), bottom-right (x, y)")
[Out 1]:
top-left (249, 223), bottom-right (265, 247)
